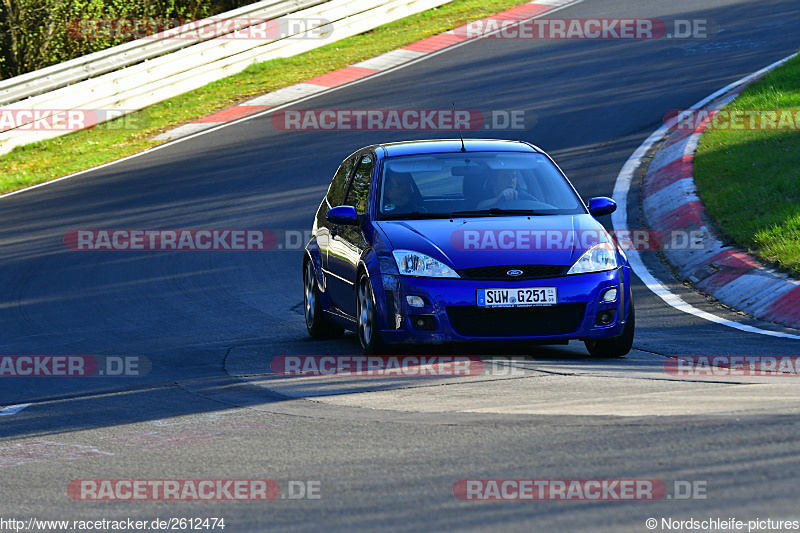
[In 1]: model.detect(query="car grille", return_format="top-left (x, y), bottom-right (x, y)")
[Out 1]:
top-left (446, 304), bottom-right (586, 337)
top-left (457, 264), bottom-right (568, 280)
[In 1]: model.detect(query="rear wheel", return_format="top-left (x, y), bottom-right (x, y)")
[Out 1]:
top-left (304, 259), bottom-right (343, 338)
top-left (357, 273), bottom-right (385, 354)
top-left (584, 301), bottom-right (635, 358)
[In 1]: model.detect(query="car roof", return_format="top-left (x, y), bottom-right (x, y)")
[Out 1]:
top-left (370, 139), bottom-right (542, 158)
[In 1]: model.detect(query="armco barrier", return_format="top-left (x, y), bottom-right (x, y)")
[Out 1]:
top-left (0, 0), bottom-right (453, 156)
top-left (0, 0), bottom-right (327, 106)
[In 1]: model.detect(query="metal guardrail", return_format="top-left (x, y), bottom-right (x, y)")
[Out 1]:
top-left (0, 0), bottom-right (327, 106)
top-left (0, 0), bottom-right (452, 156)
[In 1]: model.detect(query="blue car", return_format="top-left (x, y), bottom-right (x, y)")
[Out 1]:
top-left (303, 139), bottom-right (634, 356)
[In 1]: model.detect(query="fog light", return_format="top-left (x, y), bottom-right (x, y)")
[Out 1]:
top-left (410, 316), bottom-right (436, 331)
top-left (601, 288), bottom-right (618, 303)
top-left (596, 310), bottom-right (615, 326)
top-left (406, 295), bottom-right (425, 308)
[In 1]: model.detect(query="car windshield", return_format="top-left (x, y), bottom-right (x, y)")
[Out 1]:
top-left (377, 151), bottom-right (586, 219)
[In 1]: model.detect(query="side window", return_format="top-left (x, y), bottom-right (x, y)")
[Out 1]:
top-left (327, 154), bottom-right (358, 207)
top-left (345, 154), bottom-right (374, 215)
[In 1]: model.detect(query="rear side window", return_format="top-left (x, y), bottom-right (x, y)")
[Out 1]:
top-left (345, 154), bottom-right (374, 214)
top-left (327, 154), bottom-right (358, 207)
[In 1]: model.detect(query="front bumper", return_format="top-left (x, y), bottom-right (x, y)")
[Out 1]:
top-left (378, 268), bottom-right (629, 344)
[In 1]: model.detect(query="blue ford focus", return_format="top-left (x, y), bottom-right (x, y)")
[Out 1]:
top-left (303, 139), bottom-right (634, 356)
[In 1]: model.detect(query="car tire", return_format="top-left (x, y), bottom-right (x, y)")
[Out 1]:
top-left (357, 273), bottom-right (385, 354)
top-left (304, 259), bottom-right (343, 338)
top-left (584, 299), bottom-right (635, 358)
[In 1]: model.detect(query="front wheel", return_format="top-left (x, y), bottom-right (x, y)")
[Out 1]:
top-left (584, 302), bottom-right (635, 358)
top-left (357, 273), bottom-right (385, 354)
top-left (304, 259), bottom-right (343, 338)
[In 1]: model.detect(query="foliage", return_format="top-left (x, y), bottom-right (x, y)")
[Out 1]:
top-left (693, 53), bottom-right (800, 275)
top-left (0, 0), bottom-right (262, 79)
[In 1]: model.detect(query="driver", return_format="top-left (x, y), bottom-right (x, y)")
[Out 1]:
top-left (476, 169), bottom-right (533, 209)
top-left (382, 171), bottom-right (425, 213)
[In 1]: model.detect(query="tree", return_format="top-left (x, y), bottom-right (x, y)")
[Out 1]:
top-left (0, 0), bottom-right (224, 80)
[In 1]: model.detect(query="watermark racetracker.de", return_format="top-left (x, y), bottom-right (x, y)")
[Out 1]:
top-left (271, 355), bottom-right (486, 377)
top-left (64, 229), bottom-right (311, 251)
top-left (449, 228), bottom-right (708, 252)
top-left (666, 108), bottom-right (800, 131)
top-left (67, 479), bottom-right (321, 500)
top-left (0, 109), bottom-right (147, 132)
top-left (270, 109), bottom-right (535, 131)
top-left (454, 18), bottom-right (714, 40)
top-left (66, 17), bottom-right (330, 41)
top-left (453, 479), bottom-right (707, 500)
top-left (0, 356), bottom-right (149, 377)
top-left (664, 356), bottom-right (800, 377)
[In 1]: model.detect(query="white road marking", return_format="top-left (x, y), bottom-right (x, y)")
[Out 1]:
top-left (612, 53), bottom-right (800, 340)
top-left (0, 403), bottom-right (31, 416)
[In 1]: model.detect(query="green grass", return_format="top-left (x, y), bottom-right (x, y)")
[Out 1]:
top-left (693, 52), bottom-right (800, 276)
top-left (0, 0), bottom-right (529, 194)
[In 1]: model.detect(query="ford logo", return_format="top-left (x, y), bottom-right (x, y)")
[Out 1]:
top-left (507, 269), bottom-right (523, 277)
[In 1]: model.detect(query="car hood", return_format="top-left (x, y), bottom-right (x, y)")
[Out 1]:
top-left (375, 214), bottom-right (611, 268)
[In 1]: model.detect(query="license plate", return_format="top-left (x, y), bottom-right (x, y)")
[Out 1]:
top-left (477, 287), bottom-right (557, 307)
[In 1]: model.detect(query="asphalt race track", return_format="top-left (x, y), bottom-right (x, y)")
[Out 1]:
top-left (1, 0), bottom-right (800, 531)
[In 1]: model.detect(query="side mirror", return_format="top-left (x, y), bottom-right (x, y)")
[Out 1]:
top-left (588, 197), bottom-right (616, 217)
top-left (327, 205), bottom-right (359, 225)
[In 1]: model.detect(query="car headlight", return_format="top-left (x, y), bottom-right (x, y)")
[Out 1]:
top-left (392, 250), bottom-right (459, 278)
top-left (567, 242), bottom-right (618, 275)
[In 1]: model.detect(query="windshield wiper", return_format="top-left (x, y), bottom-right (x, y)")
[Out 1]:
top-left (450, 208), bottom-right (557, 217)
top-left (380, 212), bottom-right (454, 220)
